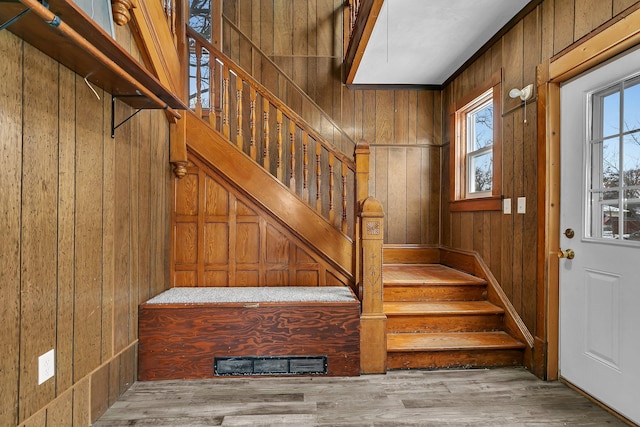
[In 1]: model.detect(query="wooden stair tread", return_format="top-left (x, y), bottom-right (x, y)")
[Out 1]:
top-left (384, 301), bottom-right (503, 316)
top-left (383, 264), bottom-right (486, 286)
top-left (387, 332), bottom-right (525, 352)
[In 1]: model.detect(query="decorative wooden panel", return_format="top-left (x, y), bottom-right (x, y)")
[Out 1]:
top-left (172, 153), bottom-right (353, 289)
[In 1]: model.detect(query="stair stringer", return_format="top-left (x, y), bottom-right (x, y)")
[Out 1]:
top-left (438, 247), bottom-right (535, 370)
top-left (184, 110), bottom-right (354, 280)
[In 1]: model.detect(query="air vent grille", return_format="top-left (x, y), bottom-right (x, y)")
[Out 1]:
top-left (214, 356), bottom-right (327, 376)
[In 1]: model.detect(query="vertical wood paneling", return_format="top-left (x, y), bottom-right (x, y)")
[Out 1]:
top-left (2, 19), bottom-right (171, 424)
top-left (0, 30), bottom-right (22, 427)
top-left (57, 65), bottom-right (76, 395)
top-left (406, 147), bottom-right (422, 243)
top-left (574, 0), bottom-right (613, 40)
top-left (74, 73), bottom-right (104, 381)
top-left (387, 148), bottom-right (407, 243)
top-left (553, 0), bottom-right (575, 54)
top-left (19, 44), bottom-right (58, 422)
top-left (114, 100), bottom-right (132, 353)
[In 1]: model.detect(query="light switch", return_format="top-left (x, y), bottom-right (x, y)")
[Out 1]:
top-left (503, 198), bottom-right (511, 214)
top-left (517, 197), bottom-right (526, 214)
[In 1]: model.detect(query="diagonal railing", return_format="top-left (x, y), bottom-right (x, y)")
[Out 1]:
top-left (221, 15), bottom-right (356, 156)
top-left (187, 27), bottom-right (368, 238)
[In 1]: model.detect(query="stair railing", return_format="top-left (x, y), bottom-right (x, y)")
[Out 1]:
top-left (221, 15), bottom-right (356, 156)
top-left (187, 26), bottom-right (368, 238)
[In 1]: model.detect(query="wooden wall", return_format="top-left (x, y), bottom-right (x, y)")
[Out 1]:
top-left (172, 153), bottom-right (353, 288)
top-left (441, 0), bottom-right (640, 336)
top-left (0, 25), bottom-right (172, 426)
top-left (222, 0), bottom-right (442, 245)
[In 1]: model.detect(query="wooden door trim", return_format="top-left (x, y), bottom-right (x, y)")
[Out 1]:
top-left (537, 7), bottom-right (640, 381)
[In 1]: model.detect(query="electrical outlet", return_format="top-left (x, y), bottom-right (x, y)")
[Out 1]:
top-left (503, 198), bottom-right (511, 214)
top-left (517, 197), bottom-right (526, 214)
top-left (38, 349), bottom-right (55, 385)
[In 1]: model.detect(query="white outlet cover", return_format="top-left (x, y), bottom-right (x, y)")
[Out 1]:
top-left (38, 349), bottom-right (55, 385)
top-left (517, 197), bottom-right (526, 214)
top-left (503, 198), bottom-right (511, 214)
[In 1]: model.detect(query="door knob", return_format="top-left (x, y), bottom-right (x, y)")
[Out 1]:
top-left (558, 248), bottom-right (575, 259)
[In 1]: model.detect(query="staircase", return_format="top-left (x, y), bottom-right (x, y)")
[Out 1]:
top-left (384, 263), bottom-right (526, 370)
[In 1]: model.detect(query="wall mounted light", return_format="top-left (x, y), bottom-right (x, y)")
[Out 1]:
top-left (509, 84), bottom-right (534, 123)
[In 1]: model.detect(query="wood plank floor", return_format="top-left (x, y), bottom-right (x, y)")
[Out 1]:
top-left (94, 368), bottom-right (628, 426)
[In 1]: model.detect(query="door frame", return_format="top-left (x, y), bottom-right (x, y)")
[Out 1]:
top-left (536, 6), bottom-right (640, 380)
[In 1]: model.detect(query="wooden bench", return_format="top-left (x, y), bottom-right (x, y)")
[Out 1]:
top-left (138, 287), bottom-right (361, 380)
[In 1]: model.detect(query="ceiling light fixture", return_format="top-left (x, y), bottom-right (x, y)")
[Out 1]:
top-left (509, 84), bottom-right (534, 123)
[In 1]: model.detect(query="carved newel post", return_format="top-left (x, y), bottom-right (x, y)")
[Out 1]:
top-left (359, 196), bottom-right (387, 374)
top-left (111, 0), bottom-right (135, 26)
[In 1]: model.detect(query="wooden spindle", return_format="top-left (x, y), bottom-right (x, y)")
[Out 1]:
top-left (289, 121), bottom-right (296, 191)
top-left (208, 50), bottom-right (216, 128)
top-left (302, 133), bottom-right (309, 202)
top-left (316, 143), bottom-right (322, 212)
top-left (236, 77), bottom-right (243, 149)
top-left (329, 154), bottom-right (335, 225)
top-left (276, 110), bottom-right (283, 180)
top-left (263, 98), bottom-right (270, 171)
top-left (249, 88), bottom-right (257, 160)
top-left (222, 66), bottom-right (230, 138)
top-left (195, 43), bottom-right (202, 118)
top-left (342, 163), bottom-right (348, 234)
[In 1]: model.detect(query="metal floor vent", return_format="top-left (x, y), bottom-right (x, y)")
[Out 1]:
top-left (214, 356), bottom-right (328, 376)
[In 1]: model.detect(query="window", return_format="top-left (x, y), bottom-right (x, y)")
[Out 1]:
top-left (451, 71), bottom-right (502, 211)
top-left (588, 74), bottom-right (640, 243)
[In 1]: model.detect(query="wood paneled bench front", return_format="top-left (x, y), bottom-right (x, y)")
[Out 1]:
top-left (138, 287), bottom-right (361, 380)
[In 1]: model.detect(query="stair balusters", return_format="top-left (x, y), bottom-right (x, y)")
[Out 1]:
top-left (262, 98), bottom-right (270, 172)
top-left (276, 110), bottom-right (283, 181)
top-left (236, 77), bottom-right (243, 149)
top-left (186, 27), bottom-right (365, 238)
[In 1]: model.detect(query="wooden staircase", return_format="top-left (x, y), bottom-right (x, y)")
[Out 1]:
top-left (384, 263), bottom-right (526, 370)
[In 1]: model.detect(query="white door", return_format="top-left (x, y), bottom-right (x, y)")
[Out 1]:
top-left (560, 46), bottom-right (640, 424)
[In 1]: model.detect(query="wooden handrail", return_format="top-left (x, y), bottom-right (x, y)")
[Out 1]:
top-left (221, 16), bottom-right (356, 153)
top-left (186, 26), bottom-right (368, 237)
top-left (187, 27), bottom-right (355, 170)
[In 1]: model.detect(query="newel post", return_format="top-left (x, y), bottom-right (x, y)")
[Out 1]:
top-left (359, 197), bottom-right (387, 374)
top-left (354, 140), bottom-right (370, 291)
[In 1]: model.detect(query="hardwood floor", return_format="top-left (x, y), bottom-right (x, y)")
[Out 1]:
top-left (94, 368), bottom-right (628, 426)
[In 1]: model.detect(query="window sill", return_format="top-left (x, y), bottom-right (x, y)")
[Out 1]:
top-left (450, 196), bottom-right (502, 212)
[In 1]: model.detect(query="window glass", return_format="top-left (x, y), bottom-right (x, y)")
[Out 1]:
top-left (589, 75), bottom-right (640, 243)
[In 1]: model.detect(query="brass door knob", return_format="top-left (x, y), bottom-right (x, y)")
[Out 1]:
top-left (558, 248), bottom-right (575, 259)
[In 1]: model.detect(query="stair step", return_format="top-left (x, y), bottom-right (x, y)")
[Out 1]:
top-left (384, 301), bottom-right (504, 333)
top-left (383, 264), bottom-right (486, 285)
top-left (383, 264), bottom-right (487, 302)
top-left (384, 301), bottom-right (503, 315)
top-left (386, 332), bottom-right (525, 370)
top-left (387, 331), bottom-right (525, 352)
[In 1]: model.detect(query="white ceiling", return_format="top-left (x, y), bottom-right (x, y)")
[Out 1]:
top-left (353, 0), bottom-right (532, 86)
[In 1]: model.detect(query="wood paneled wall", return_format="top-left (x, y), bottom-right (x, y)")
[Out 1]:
top-left (172, 153), bottom-right (352, 288)
top-left (441, 0), bottom-right (640, 336)
top-left (0, 25), bottom-right (171, 426)
top-left (223, 0), bottom-right (442, 245)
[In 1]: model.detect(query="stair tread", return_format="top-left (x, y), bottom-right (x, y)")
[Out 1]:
top-left (384, 301), bottom-right (503, 315)
top-left (383, 264), bottom-right (486, 286)
top-left (387, 331), bottom-right (526, 352)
